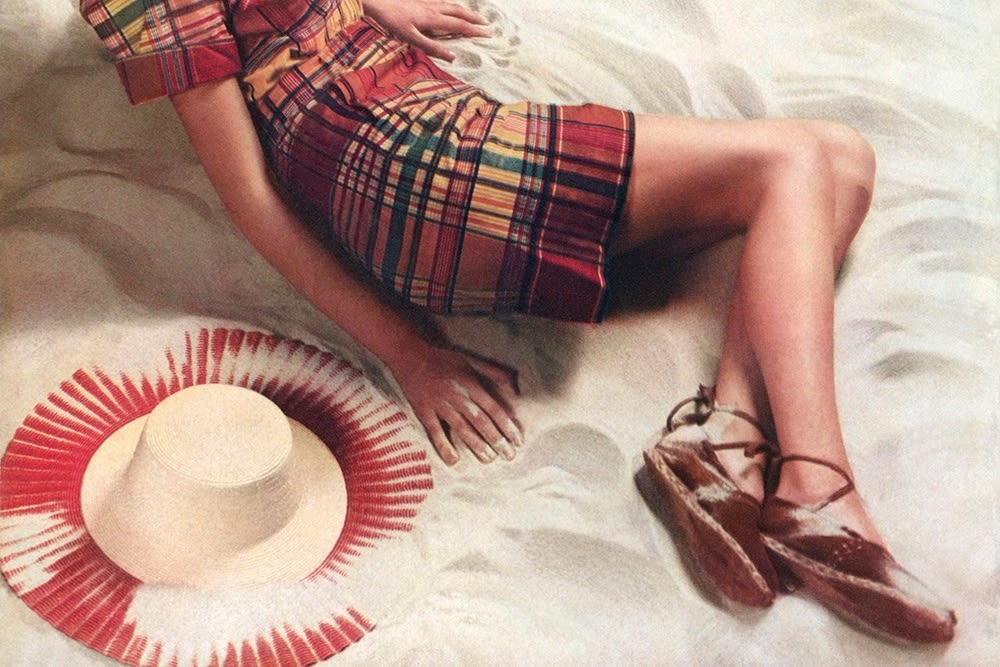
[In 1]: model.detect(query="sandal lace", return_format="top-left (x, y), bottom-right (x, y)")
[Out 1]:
top-left (666, 387), bottom-right (860, 503)
top-left (767, 454), bottom-right (855, 511)
top-left (665, 384), bottom-right (780, 469)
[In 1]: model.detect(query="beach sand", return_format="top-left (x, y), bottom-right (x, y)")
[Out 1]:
top-left (1, 0), bottom-right (997, 664)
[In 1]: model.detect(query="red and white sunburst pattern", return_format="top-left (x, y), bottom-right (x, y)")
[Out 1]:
top-left (0, 327), bottom-right (433, 666)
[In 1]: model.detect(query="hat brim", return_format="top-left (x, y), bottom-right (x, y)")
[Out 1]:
top-left (0, 327), bottom-right (433, 666)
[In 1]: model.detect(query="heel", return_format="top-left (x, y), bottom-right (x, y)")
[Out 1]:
top-left (643, 386), bottom-right (779, 608)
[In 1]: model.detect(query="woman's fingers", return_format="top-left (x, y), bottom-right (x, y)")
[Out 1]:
top-left (403, 28), bottom-right (486, 61)
top-left (401, 2), bottom-right (490, 61)
top-left (439, 402), bottom-right (500, 463)
top-left (445, 379), bottom-right (518, 461)
top-left (402, 28), bottom-right (456, 61)
top-left (417, 371), bottom-right (521, 465)
top-left (461, 379), bottom-right (523, 450)
top-left (416, 405), bottom-right (460, 465)
top-left (393, 341), bottom-right (522, 465)
top-left (424, 11), bottom-right (490, 37)
top-left (364, 0), bottom-right (491, 60)
top-left (439, 2), bottom-right (489, 26)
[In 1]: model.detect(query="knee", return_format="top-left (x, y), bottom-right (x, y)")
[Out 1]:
top-left (763, 121), bottom-right (876, 225)
top-left (811, 123), bottom-right (876, 250)
top-left (800, 121), bottom-right (876, 207)
top-left (778, 122), bottom-right (875, 261)
top-left (766, 121), bottom-right (874, 182)
top-left (758, 124), bottom-right (837, 192)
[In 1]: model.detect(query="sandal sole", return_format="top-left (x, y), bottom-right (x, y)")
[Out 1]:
top-left (644, 447), bottom-right (775, 608)
top-left (762, 535), bottom-right (956, 643)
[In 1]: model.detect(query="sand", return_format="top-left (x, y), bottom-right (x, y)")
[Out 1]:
top-left (1, 0), bottom-right (997, 664)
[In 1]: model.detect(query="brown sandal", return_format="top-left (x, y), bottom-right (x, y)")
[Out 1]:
top-left (760, 455), bottom-right (957, 643)
top-left (643, 385), bottom-right (780, 608)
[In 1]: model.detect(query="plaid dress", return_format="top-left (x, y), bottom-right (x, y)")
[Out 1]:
top-left (81, 0), bottom-right (634, 321)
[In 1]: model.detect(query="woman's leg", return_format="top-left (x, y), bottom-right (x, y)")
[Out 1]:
top-left (617, 115), bottom-right (879, 541)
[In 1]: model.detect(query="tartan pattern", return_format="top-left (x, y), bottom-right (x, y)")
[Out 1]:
top-left (81, 0), bottom-right (242, 104)
top-left (80, 0), bottom-right (635, 321)
top-left (232, 0), bottom-right (368, 102)
top-left (81, 0), bottom-right (368, 104)
top-left (275, 38), bottom-right (634, 320)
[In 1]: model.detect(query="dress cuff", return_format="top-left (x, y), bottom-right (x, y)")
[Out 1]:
top-left (115, 40), bottom-right (243, 105)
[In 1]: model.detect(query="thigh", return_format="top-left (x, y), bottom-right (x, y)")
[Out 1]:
top-left (614, 114), bottom-right (809, 254)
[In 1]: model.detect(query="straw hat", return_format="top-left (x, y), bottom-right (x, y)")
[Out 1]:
top-left (80, 383), bottom-right (348, 589)
top-left (0, 327), bottom-right (433, 667)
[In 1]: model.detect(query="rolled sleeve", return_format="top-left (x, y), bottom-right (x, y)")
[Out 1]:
top-left (115, 41), bottom-right (242, 104)
top-left (81, 0), bottom-right (243, 104)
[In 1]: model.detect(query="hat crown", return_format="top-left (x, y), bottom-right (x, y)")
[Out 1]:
top-left (81, 384), bottom-right (346, 588)
top-left (143, 385), bottom-right (292, 487)
top-left (114, 385), bottom-right (301, 567)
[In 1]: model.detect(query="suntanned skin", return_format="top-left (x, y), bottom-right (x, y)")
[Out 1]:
top-left (171, 0), bottom-right (882, 544)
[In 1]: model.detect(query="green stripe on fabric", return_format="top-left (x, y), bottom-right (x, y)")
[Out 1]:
top-left (111, 1), bottom-right (146, 31)
top-left (478, 150), bottom-right (526, 173)
top-left (382, 129), bottom-right (434, 288)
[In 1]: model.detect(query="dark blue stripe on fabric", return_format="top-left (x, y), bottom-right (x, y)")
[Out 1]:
top-left (359, 113), bottom-right (407, 275)
top-left (492, 105), bottom-right (539, 311)
top-left (381, 125), bottom-right (432, 288)
top-left (380, 105), bottom-right (464, 302)
top-left (441, 97), bottom-right (488, 311)
top-left (517, 103), bottom-right (557, 313)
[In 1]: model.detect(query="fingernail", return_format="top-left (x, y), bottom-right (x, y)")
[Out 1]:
top-left (444, 438), bottom-right (462, 466)
top-left (493, 437), bottom-right (516, 461)
top-left (506, 420), bottom-right (525, 447)
top-left (478, 447), bottom-right (497, 463)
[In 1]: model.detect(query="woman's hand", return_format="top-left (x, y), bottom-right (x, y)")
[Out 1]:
top-left (362, 0), bottom-right (491, 61)
top-left (387, 340), bottom-right (523, 465)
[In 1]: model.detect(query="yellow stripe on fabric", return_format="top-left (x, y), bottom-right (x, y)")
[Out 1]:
top-left (104, 0), bottom-right (148, 52)
top-left (465, 102), bottom-right (538, 234)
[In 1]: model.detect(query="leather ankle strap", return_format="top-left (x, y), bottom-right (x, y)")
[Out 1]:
top-left (769, 454), bottom-right (855, 510)
top-left (666, 385), bottom-right (779, 462)
top-left (666, 385), bottom-right (773, 442)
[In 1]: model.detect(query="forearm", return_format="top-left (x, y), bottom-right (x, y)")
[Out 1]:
top-left (229, 181), bottom-right (428, 372)
top-left (170, 78), bottom-right (427, 372)
top-left (169, 77), bottom-right (522, 465)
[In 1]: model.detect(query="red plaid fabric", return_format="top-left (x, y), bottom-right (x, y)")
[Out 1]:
top-left (81, 0), bottom-right (635, 322)
top-left (80, 0), bottom-right (242, 104)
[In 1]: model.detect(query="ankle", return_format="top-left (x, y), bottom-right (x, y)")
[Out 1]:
top-left (701, 412), bottom-right (769, 501)
top-left (771, 456), bottom-right (885, 546)
top-left (703, 388), bottom-right (772, 442)
top-left (702, 410), bottom-right (762, 445)
top-left (773, 455), bottom-right (853, 507)
top-left (712, 384), bottom-right (772, 436)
